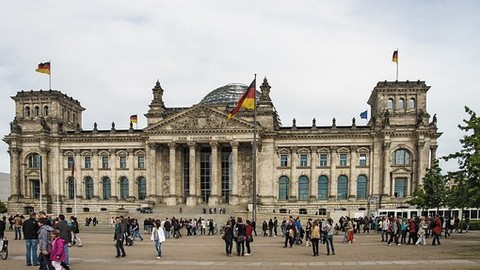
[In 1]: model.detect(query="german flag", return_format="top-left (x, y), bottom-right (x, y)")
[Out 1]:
top-left (36, 62), bottom-right (51, 75)
top-left (130, 114), bottom-right (138, 124)
top-left (392, 50), bottom-right (398, 63)
top-left (227, 79), bottom-right (256, 120)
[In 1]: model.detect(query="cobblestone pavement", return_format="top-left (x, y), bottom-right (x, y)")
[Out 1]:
top-left (1, 229), bottom-right (479, 270)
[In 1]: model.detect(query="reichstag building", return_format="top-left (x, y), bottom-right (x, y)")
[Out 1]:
top-left (4, 78), bottom-right (441, 216)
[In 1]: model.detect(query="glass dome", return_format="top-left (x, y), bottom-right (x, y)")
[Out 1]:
top-left (200, 83), bottom-right (260, 107)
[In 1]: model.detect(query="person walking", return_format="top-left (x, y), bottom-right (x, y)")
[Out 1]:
top-left (223, 220), bottom-right (234, 256)
top-left (22, 212), bottom-right (39, 266)
top-left (151, 221), bottom-right (166, 259)
top-left (37, 218), bottom-right (54, 270)
top-left (54, 214), bottom-right (71, 266)
top-left (283, 217), bottom-right (296, 248)
top-left (245, 220), bottom-right (254, 256)
top-left (70, 216), bottom-right (82, 247)
top-left (415, 216), bottom-right (427, 245)
top-left (114, 217), bottom-right (126, 258)
top-left (50, 229), bottom-right (66, 270)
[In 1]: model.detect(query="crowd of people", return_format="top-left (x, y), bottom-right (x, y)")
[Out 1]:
top-left (0, 211), bottom-right (474, 268)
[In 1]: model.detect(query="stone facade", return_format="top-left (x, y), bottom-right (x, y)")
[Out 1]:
top-left (4, 79), bottom-right (441, 217)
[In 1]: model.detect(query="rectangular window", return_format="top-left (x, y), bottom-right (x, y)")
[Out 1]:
top-left (101, 156), bottom-right (109, 169)
top-left (119, 156), bottom-right (127, 169)
top-left (394, 177), bottom-right (407, 198)
top-left (137, 156), bottom-right (145, 169)
top-left (339, 153), bottom-right (348, 166)
top-left (67, 156), bottom-right (74, 169)
top-left (280, 154), bottom-right (288, 167)
top-left (32, 179), bottom-right (40, 199)
top-left (319, 154), bottom-right (328, 167)
top-left (359, 153), bottom-right (367, 166)
top-left (299, 154), bottom-right (308, 167)
top-left (84, 156), bottom-right (91, 169)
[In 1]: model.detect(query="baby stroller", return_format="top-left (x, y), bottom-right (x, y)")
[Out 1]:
top-left (0, 237), bottom-right (8, 260)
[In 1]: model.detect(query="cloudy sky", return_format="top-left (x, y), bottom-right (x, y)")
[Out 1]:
top-left (1, 0), bottom-right (479, 174)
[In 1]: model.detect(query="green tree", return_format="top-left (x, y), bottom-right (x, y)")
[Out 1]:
top-left (422, 159), bottom-right (446, 210)
top-left (0, 200), bottom-right (7, 214)
top-left (406, 185), bottom-right (426, 209)
top-left (444, 106), bottom-right (480, 207)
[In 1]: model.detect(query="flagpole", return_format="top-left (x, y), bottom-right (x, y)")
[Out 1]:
top-left (49, 60), bottom-right (52, 90)
top-left (395, 49), bottom-right (398, 81)
top-left (252, 74), bottom-right (257, 223)
top-left (39, 155), bottom-right (43, 212)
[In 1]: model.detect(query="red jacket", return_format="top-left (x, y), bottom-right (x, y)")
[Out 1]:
top-left (432, 217), bottom-right (442, 235)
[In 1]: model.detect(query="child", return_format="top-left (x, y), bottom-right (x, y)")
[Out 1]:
top-left (50, 229), bottom-right (66, 270)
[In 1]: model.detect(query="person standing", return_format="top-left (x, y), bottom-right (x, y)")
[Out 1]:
top-left (150, 221), bottom-right (165, 259)
top-left (273, 217), bottom-right (278, 237)
top-left (283, 217), bottom-right (296, 248)
top-left (114, 217), bottom-right (126, 258)
top-left (54, 214), bottom-right (71, 266)
top-left (22, 212), bottom-right (39, 266)
top-left (310, 220), bottom-right (320, 256)
top-left (415, 216), bottom-right (427, 245)
top-left (14, 214), bottom-right (23, 240)
top-left (431, 214), bottom-right (442, 245)
top-left (325, 218), bottom-right (335, 255)
top-left (234, 217), bottom-right (246, 256)
top-left (223, 220), bottom-right (234, 256)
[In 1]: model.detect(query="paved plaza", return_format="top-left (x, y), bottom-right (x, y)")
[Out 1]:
top-left (1, 228), bottom-right (480, 270)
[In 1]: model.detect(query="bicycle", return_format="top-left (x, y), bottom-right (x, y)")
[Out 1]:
top-left (0, 237), bottom-right (8, 260)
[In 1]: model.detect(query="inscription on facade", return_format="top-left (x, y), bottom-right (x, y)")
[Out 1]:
top-left (176, 136), bottom-right (229, 141)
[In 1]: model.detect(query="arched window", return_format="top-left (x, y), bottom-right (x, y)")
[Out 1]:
top-left (398, 98), bottom-right (405, 109)
top-left (25, 106), bottom-right (31, 117)
top-left (357, 175), bottom-right (367, 199)
top-left (337, 175), bottom-right (348, 200)
top-left (120, 177), bottom-right (129, 200)
top-left (67, 177), bottom-right (75, 199)
top-left (44, 106), bottom-right (49, 116)
top-left (28, 153), bottom-right (41, 168)
top-left (298, 176), bottom-right (309, 201)
top-left (318, 175), bottom-right (329, 200)
top-left (137, 177), bottom-right (146, 200)
top-left (392, 149), bottom-right (411, 165)
top-left (387, 98), bottom-right (394, 109)
top-left (278, 176), bottom-right (289, 201)
top-left (34, 106), bottom-right (40, 116)
top-left (85, 177), bottom-right (94, 199)
top-left (409, 98), bottom-right (416, 109)
top-left (102, 177), bottom-right (111, 199)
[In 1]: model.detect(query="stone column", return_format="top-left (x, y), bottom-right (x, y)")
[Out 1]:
top-left (109, 149), bottom-right (118, 200)
top-left (186, 142), bottom-right (197, 206)
top-left (92, 150), bottom-right (100, 199)
top-left (128, 149), bottom-right (135, 200)
top-left (166, 142), bottom-right (177, 206)
top-left (209, 142), bottom-right (219, 206)
top-left (329, 147), bottom-right (337, 201)
top-left (230, 141), bottom-right (239, 205)
top-left (147, 143), bottom-right (157, 200)
top-left (309, 147), bottom-right (318, 201)
top-left (383, 143), bottom-right (391, 197)
top-left (74, 150), bottom-right (82, 199)
top-left (8, 147), bottom-right (21, 199)
top-left (290, 147), bottom-right (298, 201)
top-left (349, 146), bottom-right (357, 199)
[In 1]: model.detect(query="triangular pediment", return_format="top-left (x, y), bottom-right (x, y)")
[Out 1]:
top-left (391, 167), bottom-right (412, 174)
top-left (144, 104), bottom-right (255, 133)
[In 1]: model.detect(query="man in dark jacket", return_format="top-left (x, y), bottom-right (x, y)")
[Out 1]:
top-left (54, 214), bottom-right (71, 266)
top-left (22, 212), bottom-right (39, 266)
top-left (114, 217), bottom-right (126, 257)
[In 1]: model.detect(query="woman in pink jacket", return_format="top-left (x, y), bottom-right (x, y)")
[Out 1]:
top-left (50, 229), bottom-right (66, 270)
